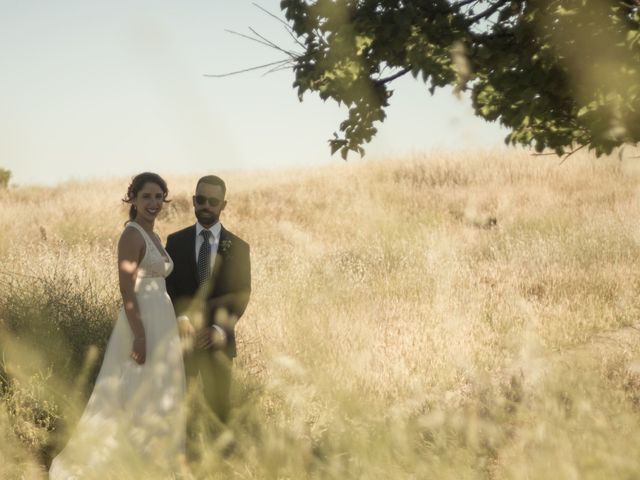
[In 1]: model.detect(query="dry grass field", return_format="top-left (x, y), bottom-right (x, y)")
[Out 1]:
top-left (2, 149), bottom-right (640, 478)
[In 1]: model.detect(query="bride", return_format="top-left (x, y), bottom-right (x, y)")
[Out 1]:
top-left (49, 172), bottom-right (186, 479)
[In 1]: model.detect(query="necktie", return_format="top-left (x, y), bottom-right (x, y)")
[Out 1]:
top-left (197, 230), bottom-right (212, 285)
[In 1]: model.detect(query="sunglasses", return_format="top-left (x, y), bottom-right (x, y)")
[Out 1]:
top-left (194, 195), bottom-right (223, 207)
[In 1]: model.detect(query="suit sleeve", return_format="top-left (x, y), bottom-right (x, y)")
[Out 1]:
top-left (238, 243), bottom-right (251, 293)
top-left (230, 242), bottom-right (251, 318)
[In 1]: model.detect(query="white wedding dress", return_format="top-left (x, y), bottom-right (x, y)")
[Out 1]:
top-left (50, 222), bottom-right (186, 479)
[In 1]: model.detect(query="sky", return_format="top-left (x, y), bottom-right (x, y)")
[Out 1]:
top-left (0, 1), bottom-right (509, 186)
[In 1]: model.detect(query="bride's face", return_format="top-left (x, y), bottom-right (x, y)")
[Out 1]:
top-left (133, 182), bottom-right (165, 223)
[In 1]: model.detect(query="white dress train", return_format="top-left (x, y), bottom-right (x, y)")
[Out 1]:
top-left (49, 222), bottom-right (186, 479)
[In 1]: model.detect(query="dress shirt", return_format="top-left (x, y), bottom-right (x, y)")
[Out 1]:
top-left (178, 221), bottom-right (226, 340)
top-left (195, 222), bottom-right (221, 271)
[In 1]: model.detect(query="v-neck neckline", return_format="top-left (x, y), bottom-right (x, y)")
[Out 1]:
top-left (131, 222), bottom-right (170, 262)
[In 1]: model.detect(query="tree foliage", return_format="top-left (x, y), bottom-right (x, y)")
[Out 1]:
top-left (279, 0), bottom-right (640, 159)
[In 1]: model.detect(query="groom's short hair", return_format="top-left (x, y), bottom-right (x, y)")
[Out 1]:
top-left (196, 175), bottom-right (226, 197)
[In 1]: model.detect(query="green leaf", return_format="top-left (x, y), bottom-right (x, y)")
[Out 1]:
top-left (280, 0), bottom-right (640, 160)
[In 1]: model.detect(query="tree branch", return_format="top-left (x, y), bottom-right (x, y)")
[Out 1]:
top-left (376, 67), bottom-right (412, 85)
top-left (248, 27), bottom-right (297, 57)
top-left (252, 2), bottom-right (292, 30)
top-left (204, 59), bottom-right (291, 78)
top-left (467, 0), bottom-right (510, 24)
top-left (224, 29), bottom-right (282, 50)
top-left (251, 2), bottom-right (308, 50)
top-left (559, 144), bottom-right (586, 164)
top-left (451, 0), bottom-right (481, 9)
top-left (262, 62), bottom-right (295, 76)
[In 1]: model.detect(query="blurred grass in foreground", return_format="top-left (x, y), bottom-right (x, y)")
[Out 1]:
top-left (2, 149), bottom-right (640, 478)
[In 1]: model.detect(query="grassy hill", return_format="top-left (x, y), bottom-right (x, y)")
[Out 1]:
top-left (2, 150), bottom-right (640, 478)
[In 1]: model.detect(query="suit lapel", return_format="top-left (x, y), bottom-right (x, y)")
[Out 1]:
top-left (187, 225), bottom-right (198, 284)
top-left (212, 225), bottom-right (227, 287)
top-left (218, 225), bottom-right (228, 254)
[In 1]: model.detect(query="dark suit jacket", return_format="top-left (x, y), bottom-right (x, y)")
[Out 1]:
top-left (165, 224), bottom-right (251, 358)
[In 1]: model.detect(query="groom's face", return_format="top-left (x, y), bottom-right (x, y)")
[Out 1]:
top-left (193, 182), bottom-right (226, 228)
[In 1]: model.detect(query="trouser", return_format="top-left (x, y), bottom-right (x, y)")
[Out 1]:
top-left (185, 348), bottom-right (232, 425)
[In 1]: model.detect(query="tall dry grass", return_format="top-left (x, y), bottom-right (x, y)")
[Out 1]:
top-left (2, 149), bottom-right (640, 478)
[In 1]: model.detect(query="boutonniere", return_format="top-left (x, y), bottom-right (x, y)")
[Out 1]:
top-left (219, 239), bottom-right (233, 257)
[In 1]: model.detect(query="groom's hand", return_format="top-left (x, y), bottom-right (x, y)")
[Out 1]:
top-left (177, 315), bottom-right (195, 338)
top-left (196, 326), bottom-right (227, 350)
top-left (177, 315), bottom-right (196, 353)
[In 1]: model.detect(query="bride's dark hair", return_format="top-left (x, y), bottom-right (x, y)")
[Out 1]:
top-left (123, 172), bottom-right (170, 221)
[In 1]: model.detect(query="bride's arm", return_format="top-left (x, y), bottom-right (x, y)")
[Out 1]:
top-left (118, 227), bottom-right (146, 364)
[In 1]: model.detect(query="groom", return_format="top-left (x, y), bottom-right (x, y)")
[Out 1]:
top-left (165, 175), bottom-right (251, 425)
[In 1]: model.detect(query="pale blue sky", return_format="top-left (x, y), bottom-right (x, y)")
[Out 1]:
top-left (0, 0), bottom-right (508, 186)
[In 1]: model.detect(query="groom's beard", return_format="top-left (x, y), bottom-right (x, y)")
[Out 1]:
top-left (195, 209), bottom-right (219, 226)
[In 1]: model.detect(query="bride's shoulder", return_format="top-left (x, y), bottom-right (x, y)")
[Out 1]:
top-left (118, 222), bottom-right (145, 247)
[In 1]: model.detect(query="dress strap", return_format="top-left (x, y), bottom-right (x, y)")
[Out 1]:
top-left (127, 221), bottom-right (146, 235)
top-left (126, 221), bottom-right (151, 245)
top-left (126, 221), bottom-right (169, 261)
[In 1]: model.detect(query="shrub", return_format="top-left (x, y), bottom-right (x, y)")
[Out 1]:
top-left (0, 168), bottom-right (10, 188)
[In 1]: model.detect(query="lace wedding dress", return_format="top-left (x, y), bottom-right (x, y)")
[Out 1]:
top-left (50, 222), bottom-right (186, 479)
